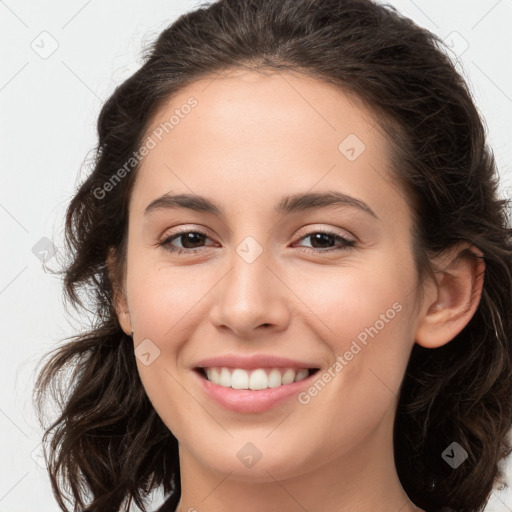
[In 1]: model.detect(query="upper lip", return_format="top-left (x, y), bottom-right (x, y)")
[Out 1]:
top-left (193, 354), bottom-right (321, 370)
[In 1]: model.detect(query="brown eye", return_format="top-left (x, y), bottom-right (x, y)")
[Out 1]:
top-left (159, 230), bottom-right (216, 254)
top-left (295, 230), bottom-right (356, 253)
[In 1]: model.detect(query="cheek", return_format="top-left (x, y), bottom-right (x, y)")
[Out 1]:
top-left (126, 262), bottom-right (219, 435)
top-left (291, 256), bottom-right (417, 412)
top-left (136, 361), bottom-right (196, 443)
top-left (126, 259), bottom-right (213, 338)
top-left (287, 256), bottom-right (415, 346)
top-left (292, 289), bottom-right (415, 465)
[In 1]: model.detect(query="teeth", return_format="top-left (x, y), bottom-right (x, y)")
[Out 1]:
top-left (232, 368), bottom-right (249, 389)
top-left (282, 368), bottom-right (295, 385)
top-left (202, 367), bottom-right (311, 389)
top-left (294, 369), bottom-right (309, 382)
top-left (249, 369), bottom-right (267, 390)
top-left (219, 368), bottom-right (231, 387)
top-left (268, 368), bottom-right (282, 388)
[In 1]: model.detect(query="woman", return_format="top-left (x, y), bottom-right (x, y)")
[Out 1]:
top-left (33, 0), bottom-right (512, 511)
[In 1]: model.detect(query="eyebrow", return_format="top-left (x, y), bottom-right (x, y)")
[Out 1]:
top-left (144, 191), bottom-right (378, 219)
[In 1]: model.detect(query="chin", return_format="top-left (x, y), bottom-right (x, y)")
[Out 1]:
top-left (187, 440), bottom-right (316, 483)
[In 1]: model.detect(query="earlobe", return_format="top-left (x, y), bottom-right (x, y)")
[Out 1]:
top-left (106, 247), bottom-right (133, 336)
top-left (414, 243), bottom-right (485, 349)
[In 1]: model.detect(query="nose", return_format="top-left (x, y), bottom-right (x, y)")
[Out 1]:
top-left (209, 245), bottom-right (291, 339)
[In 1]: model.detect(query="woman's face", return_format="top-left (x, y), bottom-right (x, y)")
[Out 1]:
top-left (115, 69), bottom-right (429, 482)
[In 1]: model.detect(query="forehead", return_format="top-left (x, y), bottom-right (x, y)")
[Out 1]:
top-left (145, 68), bottom-right (380, 155)
top-left (131, 68), bottom-right (408, 224)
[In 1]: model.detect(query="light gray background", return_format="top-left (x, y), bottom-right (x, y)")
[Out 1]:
top-left (1, 1), bottom-right (511, 511)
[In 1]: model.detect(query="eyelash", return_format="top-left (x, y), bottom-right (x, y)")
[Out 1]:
top-left (157, 229), bottom-right (356, 255)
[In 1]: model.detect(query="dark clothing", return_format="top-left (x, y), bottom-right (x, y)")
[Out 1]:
top-left (154, 493), bottom-right (179, 512)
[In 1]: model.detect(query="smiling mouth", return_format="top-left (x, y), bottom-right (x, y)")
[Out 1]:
top-left (195, 367), bottom-right (320, 390)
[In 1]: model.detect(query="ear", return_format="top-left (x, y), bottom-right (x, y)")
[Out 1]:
top-left (106, 246), bottom-right (133, 336)
top-left (414, 242), bottom-right (485, 349)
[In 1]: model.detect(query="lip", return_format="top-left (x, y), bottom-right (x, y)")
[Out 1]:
top-left (193, 354), bottom-right (320, 370)
top-left (192, 354), bottom-right (321, 414)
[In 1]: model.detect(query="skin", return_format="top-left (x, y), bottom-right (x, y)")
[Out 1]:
top-left (109, 68), bottom-right (484, 512)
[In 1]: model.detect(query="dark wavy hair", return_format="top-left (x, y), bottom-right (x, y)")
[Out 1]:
top-left (33, 0), bottom-right (512, 511)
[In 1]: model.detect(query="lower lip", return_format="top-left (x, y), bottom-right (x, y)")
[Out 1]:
top-left (194, 369), bottom-right (318, 413)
